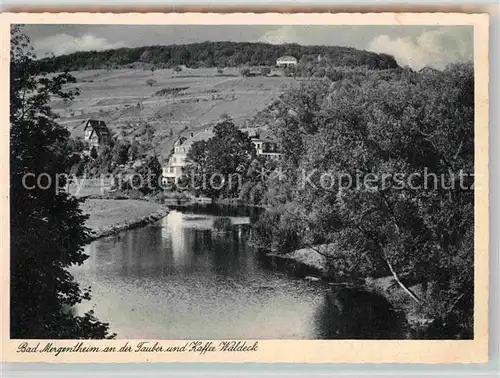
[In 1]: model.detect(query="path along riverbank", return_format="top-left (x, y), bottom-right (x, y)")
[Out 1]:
top-left (80, 198), bottom-right (169, 241)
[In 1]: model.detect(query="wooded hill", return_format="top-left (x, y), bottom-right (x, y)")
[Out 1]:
top-left (38, 42), bottom-right (399, 72)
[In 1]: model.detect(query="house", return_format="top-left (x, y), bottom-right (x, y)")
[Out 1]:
top-left (162, 128), bottom-right (214, 185)
top-left (162, 126), bottom-right (282, 185)
top-left (83, 119), bottom-right (110, 154)
top-left (244, 128), bottom-right (282, 159)
top-left (276, 56), bottom-right (298, 68)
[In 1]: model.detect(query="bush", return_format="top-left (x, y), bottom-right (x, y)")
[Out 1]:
top-left (260, 66), bottom-right (271, 76)
top-left (90, 146), bottom-right (98, 159)
top-left (240, 67), bottom-right (251, 77)
top-left (213, 217), bottom-right (233, 232)
top-left (154, 87), bottom-right (188, 96)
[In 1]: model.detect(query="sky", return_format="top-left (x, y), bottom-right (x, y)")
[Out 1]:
top-left (22, 24), bottom-right (473, 71)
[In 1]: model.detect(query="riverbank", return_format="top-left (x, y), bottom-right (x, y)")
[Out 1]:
top-left (80, 199), bottom-right (169, 241)
top-left (265, 246), bottom-right (434, 333)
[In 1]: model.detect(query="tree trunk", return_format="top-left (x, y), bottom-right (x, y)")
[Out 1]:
top-left (385, 258), bottom-right (423, 305)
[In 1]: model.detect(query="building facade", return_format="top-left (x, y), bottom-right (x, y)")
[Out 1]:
top-left (162, 127), bottom-right (282, 185)
top-left (83, 119), bottom-right (110, 154)
top-left (276, 56), bottom-right (298, 68)
top-left (244, 128), bottom-right (282, 159)
top-left (162, 129), bottom-right (214, 184)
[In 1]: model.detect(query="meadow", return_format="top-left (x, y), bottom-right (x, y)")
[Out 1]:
top-left (51, 66), bottom-right (296, 162)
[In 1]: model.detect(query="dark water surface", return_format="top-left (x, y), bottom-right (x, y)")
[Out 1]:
top-left (71, 205), bottom-right (408, 339)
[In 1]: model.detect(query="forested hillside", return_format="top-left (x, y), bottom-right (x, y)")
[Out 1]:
top-left (38, 42), bottom-right (399, 72)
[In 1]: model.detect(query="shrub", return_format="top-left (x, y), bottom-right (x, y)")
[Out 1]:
top-left (90, 146), bottom-right (98, 159)
top-left (260, 66), bottom-right (271, 76)
top-left (213, 217), bottom-right (233, 232)
top-left (239, 67), bottom-right (251, 77)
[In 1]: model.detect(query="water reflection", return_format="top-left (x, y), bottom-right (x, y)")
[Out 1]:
top-left (314, 288), bottom-right (409, 339)
top-left (71, 207), bottom-right (408, 339)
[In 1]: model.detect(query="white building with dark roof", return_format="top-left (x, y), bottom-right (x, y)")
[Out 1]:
top-left (162, 128), bottom-right (214, 184)
top-left (244, 128), bottom-right (282, 159)
top-left (162, 126), bottom-right (283, 185)
top-left (276, 56), bottom-right (298, 68)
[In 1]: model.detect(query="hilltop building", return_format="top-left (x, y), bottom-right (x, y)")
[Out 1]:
top-left (276, 56), bottom-right (298, 68)
top-left (418, 66), bottom-right (440, 74)
top-left (83, 119), bottom-right (110, 155)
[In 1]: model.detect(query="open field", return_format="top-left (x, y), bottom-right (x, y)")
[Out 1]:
top-left (52, 67), bottom-right (296, 162)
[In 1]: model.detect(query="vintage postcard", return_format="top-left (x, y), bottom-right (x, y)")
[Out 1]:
top-left (0, 12), bottom-right (489, 363)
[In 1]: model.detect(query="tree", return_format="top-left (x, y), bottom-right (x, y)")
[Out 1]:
top-left (128, 140), bottom-right (141, 161)
top-left (261, 66), bottom-right (271, 76)
top-left (219, 112), bottom-right (231, 121)
top-left (10, 26), bottom-right (114, 338)
top-left (90, 146), bottom-right (98, 159)
top-left (127, 155), bottom-right (163, 195)
top-left (184, 120), bottom-right (255, 199)
top-left (146, 79), bottom-right (157, 87)
top-left (143, 155), bottom-right (163, 193)
top-left (239, 67), bottom-right (251, 77)
top-left (38, 42), bottom-right (399, 73)
top-left (112, 140), bottom-right (130, 165)
top-left (250, 64), bottom-right (475, 337)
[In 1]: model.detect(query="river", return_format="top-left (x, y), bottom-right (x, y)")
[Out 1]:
top-left (71, 205), bottom-right (408, 339)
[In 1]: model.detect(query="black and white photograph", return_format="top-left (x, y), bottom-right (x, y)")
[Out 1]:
top-left (3, 13), bottom-right (490, 363)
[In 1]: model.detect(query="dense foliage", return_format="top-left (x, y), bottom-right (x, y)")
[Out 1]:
top-left (10, 26), bottom-right (114, 338)
top-left (66, 121), bottom-right (157, 180)
top-left (115, 155), bottom-right (163, 195)
top-left (183, 120), bottom-right (256, 199)
top-left (37, 42), bottom-right (399, 72)
top-left (247, 64), bottom-right (475, 337)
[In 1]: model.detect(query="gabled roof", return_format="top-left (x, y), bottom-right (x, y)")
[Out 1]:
top-left (241, 127), bottom-right (261, 138)
top-left (173, 129), bottom-right (215, 149)
top-left (84, 119), bottom-right (110, 138)
top-left (277, 56), bottom-right (297, 62)
top-left (418, 66), bottom-right (440, 74)
top-left (252, 132), bottom-right (278, 144)
top-left (183, 130), bottom-right (214, 147)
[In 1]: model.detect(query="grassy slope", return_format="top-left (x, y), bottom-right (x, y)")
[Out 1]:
top-left (52, 67), bottom-right (295, 162)
top-left (80, 199), bottom-right (167, 237)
